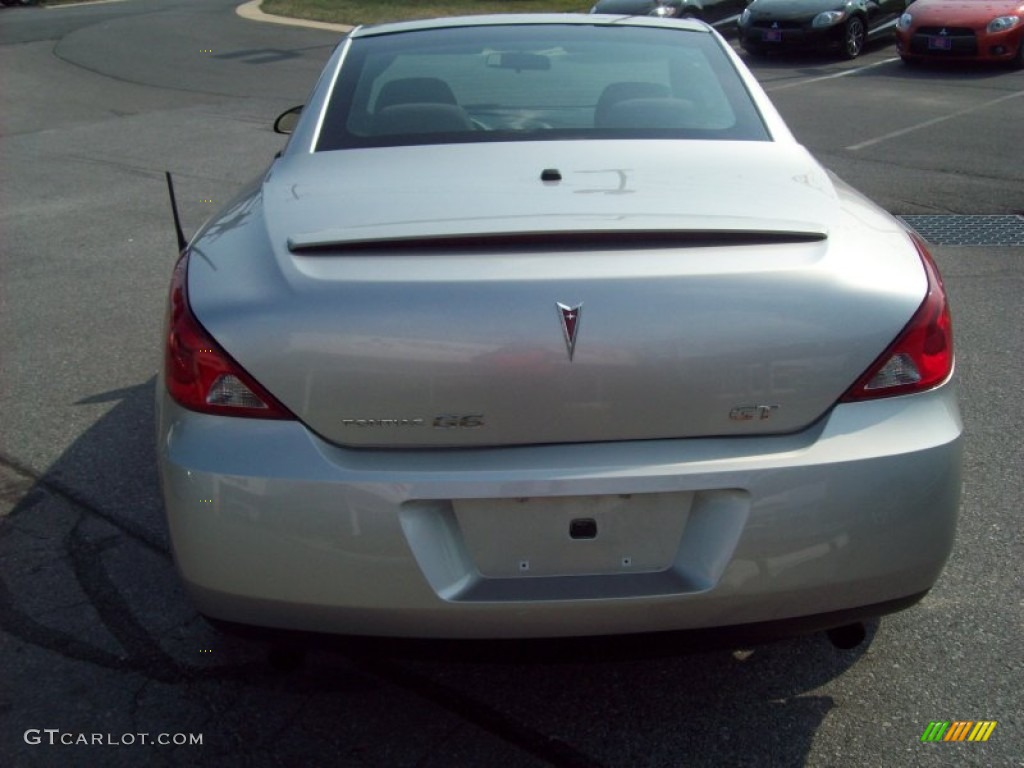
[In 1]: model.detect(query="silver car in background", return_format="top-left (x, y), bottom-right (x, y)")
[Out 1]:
top-left (158, 15), bottom-right (961, 645)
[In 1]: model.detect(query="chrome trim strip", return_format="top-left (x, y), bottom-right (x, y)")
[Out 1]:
top-left (310, 37), bottom-right (353, 153)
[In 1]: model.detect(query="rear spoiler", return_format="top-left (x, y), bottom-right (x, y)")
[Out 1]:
top-left (288, 225), bottom-right (827, 254)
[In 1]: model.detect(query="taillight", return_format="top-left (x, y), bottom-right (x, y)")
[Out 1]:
top-left (841, 234), bottom-right (953, 401)
top-left (164, 253), bottom-right (294, 419)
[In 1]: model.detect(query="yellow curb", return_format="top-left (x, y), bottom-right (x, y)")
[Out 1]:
top-left (236, 0), bottom-right (353, 33)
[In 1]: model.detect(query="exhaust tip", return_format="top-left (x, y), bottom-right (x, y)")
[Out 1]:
top-left (826, 622), bottom-right (867, 649)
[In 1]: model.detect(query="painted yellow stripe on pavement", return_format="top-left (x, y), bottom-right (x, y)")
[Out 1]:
top-left (976, 721), bottom-right (997, 742)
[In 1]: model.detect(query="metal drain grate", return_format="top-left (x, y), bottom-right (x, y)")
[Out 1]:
top-left (898, 215), bottom-right (1024, 246)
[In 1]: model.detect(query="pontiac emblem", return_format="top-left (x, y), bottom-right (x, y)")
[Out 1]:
top-left (556, 302), bottom-right (583, 361)
top-left (940, 27), bottom-right (948, 35)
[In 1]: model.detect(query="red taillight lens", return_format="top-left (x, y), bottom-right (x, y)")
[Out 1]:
top-left (164, 253), bottom-right (294, 419)
top-left (841, 235), bottom-right (953, 402)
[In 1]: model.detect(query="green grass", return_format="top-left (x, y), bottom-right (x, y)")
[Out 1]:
top-left (260, 0), bottom-right (593, 26)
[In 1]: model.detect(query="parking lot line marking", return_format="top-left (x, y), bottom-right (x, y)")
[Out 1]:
top-left (764, 58), bottom-right (899, 92)
top-left (846, 89), bottom-right (1024, 151)
top-left (44, 0), bottom-right (128, 8)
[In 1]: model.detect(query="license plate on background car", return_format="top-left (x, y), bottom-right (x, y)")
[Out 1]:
top-left (928, 36), bottom-right (952, 50)
top-left (763, 29), bottom-right (783, 42)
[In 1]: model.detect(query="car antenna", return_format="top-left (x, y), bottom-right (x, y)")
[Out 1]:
top-left (165, 171), bottom-right (188, 253)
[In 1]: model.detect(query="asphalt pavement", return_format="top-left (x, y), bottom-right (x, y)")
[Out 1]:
top-left (0, 2), bottom-right (1021, 766)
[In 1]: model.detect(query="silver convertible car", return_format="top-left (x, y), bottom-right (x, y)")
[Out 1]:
top-left (158, 15), bottom-right (961, 647)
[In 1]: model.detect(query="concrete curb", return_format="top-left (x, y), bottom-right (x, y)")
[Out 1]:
top-left (236, 0), bottom-right (353, 33)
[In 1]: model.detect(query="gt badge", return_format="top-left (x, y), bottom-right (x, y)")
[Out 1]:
top-left (556, 302), bottom-right (583, 361)
top-left (729, 405), bottom-right (779, 421)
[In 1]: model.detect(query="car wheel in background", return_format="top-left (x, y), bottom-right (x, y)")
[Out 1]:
top-left (842, 16), bottom-right (866, 59)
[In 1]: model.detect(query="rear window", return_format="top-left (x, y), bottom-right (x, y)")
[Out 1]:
top-left (315, 23), bottom-right (769, 150)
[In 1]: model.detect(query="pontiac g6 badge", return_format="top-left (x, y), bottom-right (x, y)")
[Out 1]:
top-left (557, 302), bottom-right (583, 361)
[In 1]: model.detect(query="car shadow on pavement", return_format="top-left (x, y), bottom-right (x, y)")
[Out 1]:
top-left (736, 36), bottom-right (899, 70)
top-left (855, 58), bottom-right (1023, 81)
top-left (0, 378), bottom-right (870, 767)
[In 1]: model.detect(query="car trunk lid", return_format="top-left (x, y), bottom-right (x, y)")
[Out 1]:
top-left (188, 141), bottom-right (925, 447)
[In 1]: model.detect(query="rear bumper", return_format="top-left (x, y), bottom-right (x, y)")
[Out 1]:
top-left (204, 590), bottom-right (929, 657)
top-left (158, 381), bottom-right (962, 639)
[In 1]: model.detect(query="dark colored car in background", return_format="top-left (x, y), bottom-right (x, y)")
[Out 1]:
top-left (592, 0), bottom-right (750, 30)
top-left (739, 0), bottom-right (905, 58)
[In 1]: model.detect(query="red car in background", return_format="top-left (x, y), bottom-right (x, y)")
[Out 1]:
top-left (896, 0), bottom-right (1024, 66)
